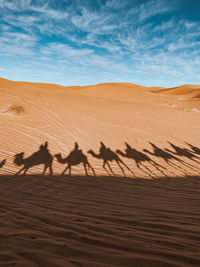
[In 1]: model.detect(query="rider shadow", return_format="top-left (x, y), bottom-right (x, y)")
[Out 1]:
top-left (143, 142), bottom-right (194, 175)
top-left (166, 142), bottom-right (200, 167)
top-left (116, 142), bottom-right (167, 178)
top-left (88, 142), bottom-right (134, 177)
top-left (14, 141), bottom-right (53, 175)
top-left (54, 142), bottom-right (96, 176)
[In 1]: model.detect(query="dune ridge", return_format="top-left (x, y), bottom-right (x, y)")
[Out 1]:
top-left (152, 84), bottom-right (200, 99)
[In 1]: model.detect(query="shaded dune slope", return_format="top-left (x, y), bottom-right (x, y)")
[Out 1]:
top-left (0, 175), bottom-right (199, 267)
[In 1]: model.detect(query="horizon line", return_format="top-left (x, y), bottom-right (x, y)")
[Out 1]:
top-left (1, 76), bottom-right (200, 89)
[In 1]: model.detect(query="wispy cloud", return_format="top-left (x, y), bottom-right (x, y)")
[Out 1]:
top-left (0, 0), bottom-right (32, 11)
top-left (0, 0), bottom-right (200, 86)
top-left (0, 31), bottom-right (38, 57)
top-left (137, 0), bottom-right (175, 21)
top-left (105, 0), bottom-right (131, 9)
top-left (71, 7), bottom-right (118, 35)
top-left (40, 43), bottom-right (93, 59)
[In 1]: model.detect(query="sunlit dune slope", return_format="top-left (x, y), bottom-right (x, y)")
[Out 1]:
top-left (152, 84), bottom-right (200, 98)
top-left (0, 77), bottom-right (199, 177)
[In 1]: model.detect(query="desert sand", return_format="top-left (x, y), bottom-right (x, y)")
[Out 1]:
top-left (0, 77), bottom-right (200, 266)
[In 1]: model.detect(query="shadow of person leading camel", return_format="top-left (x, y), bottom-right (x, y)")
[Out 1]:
top-left (88, 142), bottom-right (134, 177)
top-left (14, 141), bottom-right (53, 175)
top-left (55, 142), bottom-right (96, 176)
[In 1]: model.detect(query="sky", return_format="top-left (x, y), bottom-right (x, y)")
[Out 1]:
top-left (0, 0), bottom-right (200, 87)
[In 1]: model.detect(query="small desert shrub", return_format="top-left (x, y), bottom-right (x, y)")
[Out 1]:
top-left (2, 103), bottom-right (25, 115)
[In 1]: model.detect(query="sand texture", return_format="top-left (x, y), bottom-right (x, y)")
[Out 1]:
top-left (0, 77), bottom-right (200, 266)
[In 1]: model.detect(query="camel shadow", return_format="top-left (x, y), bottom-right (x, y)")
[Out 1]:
top-left (165, 142), bottom-right (200, 169)
top-left (116, 142), bottom-right (167, 178)
top-left (143, 142), bottom-right (194, 175)
top-left (55, 142), bottom-right (95, 176)
top-left (14, 142), bottom-right (53, 175)
top-left (185, 142), bottom-right (200, 156)
top-left (88, 142), bottom-right (134, 177)
top-left (8, 140), bottom-right (200, 178)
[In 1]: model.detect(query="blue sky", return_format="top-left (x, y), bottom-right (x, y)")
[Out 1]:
top-left (0, 0), bottom-right (200, 87)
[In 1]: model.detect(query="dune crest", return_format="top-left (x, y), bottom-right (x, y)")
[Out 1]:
top-left (152, 84), bottom-right (200, 98)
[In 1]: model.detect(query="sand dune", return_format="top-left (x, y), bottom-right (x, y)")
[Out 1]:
top-left (0, 77), bottom-right (199, 177)
top-left (153, 84), bottom-right (200, 94)
top-left (152, 84), bottom-right (200, 99)
top-left (0, 77), bottom-right (200, 266)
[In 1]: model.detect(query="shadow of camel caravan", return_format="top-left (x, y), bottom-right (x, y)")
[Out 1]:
top-left (14, 142), bottom-right (53, 175)
top-left (54, 142), bottom-right (96, 176)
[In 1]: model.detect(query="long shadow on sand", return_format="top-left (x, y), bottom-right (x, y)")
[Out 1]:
top-left (88, 142), bottom-right (134, 177)
top-left (165, 142), bottom-right (200, 169)
top-left (13, 141), bottom-right (53, 175)
top-left (55, 142), bottom-right (96, 176)
top-left (143, 142), bottom-right (196, 175)
top-left (116, 142), bottom-right (167, 178)
top-left (185, 142), bottom-right (200, 156)
top-left (5, 140), bottom-right (200, 178)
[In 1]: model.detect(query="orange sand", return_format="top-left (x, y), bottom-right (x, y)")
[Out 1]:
top-left (0, 77), bottom-right (200, 266)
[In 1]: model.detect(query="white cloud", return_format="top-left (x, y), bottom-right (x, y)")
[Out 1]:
top-left (184, 21), bottom-right (197, 30)
top-left (105, 0), bottom-right (130, 9)
top-left (71, 6), bottom-right (118, 34)
top-left (0, 0), bottom-right (200, 87)
top-left (152, 19), bottom-right (175, 32)
top-left (40, 43), bottom-right (94, 61)
top-left (139, 0), bottom-right (175, 21)
top-left (132, 47), bottom-right (200, 83)
top-left (38, 41), bottom-right (128, 74)
top-left (0, 0), bottom-right (32, 11)
top-left (128, 0), bottom-right (175, 21)
top-left (0, 31), bottom-right (38, 56)
top-left (0, 0), bottom-right (68, 19)
top-left (31, 4), bottom-right (68, 20)
top-left (2, 14), bottom-right (40, 32)
top-left (67, 33), bottom-right (123, 55)
top-left (168, 40), bottom-right (200, 52)
top-left (0, 0), bottom-right (17, 10)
